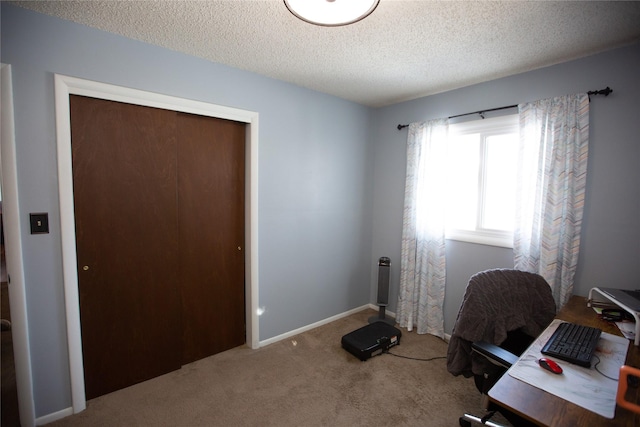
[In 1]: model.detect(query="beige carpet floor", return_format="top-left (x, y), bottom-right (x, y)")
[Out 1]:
top-left (46, 309), bottom-right (491, 426)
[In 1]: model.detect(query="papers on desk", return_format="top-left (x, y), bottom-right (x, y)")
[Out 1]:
top-left (508, 319), bottom-right (629, 419)
top-left (591, 306), bottom-right (636, 341)
top-left (616, 321), bottom-right (636, 341)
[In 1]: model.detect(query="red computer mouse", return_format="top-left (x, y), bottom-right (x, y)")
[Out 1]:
top-left (538, 357), bottom-right (563, 374)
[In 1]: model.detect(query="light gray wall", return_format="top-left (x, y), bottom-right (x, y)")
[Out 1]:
top-left (1, 4), bottom-right (374, 417)
top-left (371, 42), bottom-right (640, 335)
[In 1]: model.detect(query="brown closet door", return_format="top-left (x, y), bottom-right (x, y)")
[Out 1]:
top-left (71, 95), bottom-right (181, 399)
top-left (177, 113), bottom-right (246, 365)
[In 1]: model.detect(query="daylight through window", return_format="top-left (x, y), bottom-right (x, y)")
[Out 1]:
top-left (445, 114), bottom-right (519, 247)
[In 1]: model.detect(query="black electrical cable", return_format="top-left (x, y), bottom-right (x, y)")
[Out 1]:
top-left (384, 350), bottom-right (447, 362)
top-left (592, 355), bottom-right (619, 381)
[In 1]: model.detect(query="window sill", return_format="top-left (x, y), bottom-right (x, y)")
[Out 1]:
top-left (445, 229), bottom-right (513, 249)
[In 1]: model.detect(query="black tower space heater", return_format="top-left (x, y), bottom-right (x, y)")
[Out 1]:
top-left (368, 257), bottom-right (395, 325)
top-left (341, 257), bottom-right (401, 361)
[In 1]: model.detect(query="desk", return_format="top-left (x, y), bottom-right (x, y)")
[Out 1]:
top-left (488, 295), bottom-right (640, 426)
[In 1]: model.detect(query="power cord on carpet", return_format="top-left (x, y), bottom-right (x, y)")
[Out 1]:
top-left (373, 336), bottom-right (448, 361)
top-left (383, 350), bottom-right (447, 362)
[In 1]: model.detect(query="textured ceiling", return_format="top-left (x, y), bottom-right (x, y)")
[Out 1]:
top-left (11, 0), bottom-right (640, 107)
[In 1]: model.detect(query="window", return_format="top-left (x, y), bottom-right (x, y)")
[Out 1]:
top-left (445, 114), bottom-right (519, 248)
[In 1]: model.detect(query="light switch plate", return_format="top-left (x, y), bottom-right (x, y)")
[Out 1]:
top-left (30, 213), bottom-right (49, 234)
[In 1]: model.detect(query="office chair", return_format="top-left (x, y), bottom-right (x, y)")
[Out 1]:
top-left (446, 269), bottom-right (556, 426)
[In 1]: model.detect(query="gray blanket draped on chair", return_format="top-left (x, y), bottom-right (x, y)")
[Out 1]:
top-left (446, 269), bottom-right (556, 378)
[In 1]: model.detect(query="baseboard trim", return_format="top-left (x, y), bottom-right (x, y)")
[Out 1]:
top-left (36, 407), bottom-right (73, 426)
top-left (259, 304), bottom-right (372, 347)
top-left (366, 304), bottom-right (397, 321)
top-left (365, 306), bottom-right (452, 343)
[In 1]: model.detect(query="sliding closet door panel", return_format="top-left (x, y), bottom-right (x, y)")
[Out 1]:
top-left (70, 95), bottom-right (181, 400)
top-left (177, 113), bottom-right (246, 365)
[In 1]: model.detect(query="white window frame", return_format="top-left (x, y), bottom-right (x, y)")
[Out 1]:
top-left (445, 114), bottom-right (519, 248)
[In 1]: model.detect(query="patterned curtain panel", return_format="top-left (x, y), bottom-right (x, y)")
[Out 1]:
top-left (397, 119), bottom-right (448, 337)
top-left (514, 93), bottom-right (589, 309)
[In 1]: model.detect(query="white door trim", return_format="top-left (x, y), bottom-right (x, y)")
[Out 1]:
top-left (1, 63), bottom-right (36, 427)
top-left (54, 74), bottom-right (260, 413)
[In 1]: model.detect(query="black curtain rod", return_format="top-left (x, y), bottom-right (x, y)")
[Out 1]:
top-left (396, 86), bottom-right (613, 130)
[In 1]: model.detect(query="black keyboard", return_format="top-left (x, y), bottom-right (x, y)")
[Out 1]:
top-left (541, 322), bottom-right (602, 367)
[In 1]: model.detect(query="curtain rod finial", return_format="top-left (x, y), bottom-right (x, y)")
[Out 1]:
top-left (588, 87), bottom-right (613, 97)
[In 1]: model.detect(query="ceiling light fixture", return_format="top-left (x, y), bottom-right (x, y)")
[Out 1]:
top-left (284, 0), bottom-right (380, 27)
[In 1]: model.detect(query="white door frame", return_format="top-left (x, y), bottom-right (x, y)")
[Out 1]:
top-left (1, 64), bottom-right (36, 427)
top-left (54, 74), bottom-right (260, 413)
